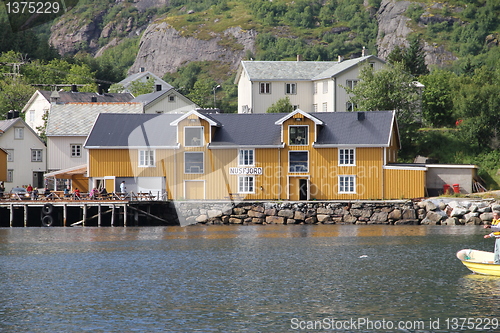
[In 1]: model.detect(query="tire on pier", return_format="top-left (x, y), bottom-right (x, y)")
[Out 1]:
top-left (42, 203), bottom-right (54, 215)
top-left (41, 215), bottom-right (54, 227)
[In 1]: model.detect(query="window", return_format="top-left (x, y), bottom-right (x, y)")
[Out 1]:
top-left (313, 82), bottom-right (317, 94)
top-left (313, 104), bottom-right (318, 112)
top-left (289, 126), bottom-right (308, 145)
top-left (289, 151), bottom-right (308, 173)
top-left (14, 127), bottom-right (24, 140)
top-left (185, 152), bottom-right (204, 174)
top-left (346, 80), bottom-right (359, 90)
top-left (339, 175), bottom-right (356, 193)
top-left (168, 95), bottom-right (175, 102)
top-left (139, 150), bottom-right (155, 167)
top-left (346, 102), bottom-right (356, 111)
top-left (238, 176), bottom-right (254, 193)
top-left (322, 102), bottom-right (327, 112)
top-left (185, 127), bottom-right (203, 147)
top-left (7, 170), bottom-right (13, 182)
top-left (323, 81), bottom-right (328, 94)
top-left (29, 110), bottom-right (35, 122)
top-left (31, 149), bottom-right (43, 162)
top-left (71, 144), bottom-right (82, 157)
top-left (6, 149), bottom-right (13, 162)
top-left (369, 62), bottom-right (375, 69)
top-left (339, 148), bottom-right (355, 165)
top-left (285, 83), bottom-right (296, 95)
top-left (260, 82), bottom-right (271, 94)
top-left (238, 149), bottom-right (254, 166)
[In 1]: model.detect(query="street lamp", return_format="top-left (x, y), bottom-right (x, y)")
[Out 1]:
top-left (213, 85), bottom-right (221, 108)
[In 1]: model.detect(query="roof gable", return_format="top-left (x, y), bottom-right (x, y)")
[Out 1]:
top-left (118, 71), bottom-right (173, 90)
top-left (274, 109), bottom-right (324, 125)
top-left (46, 102), bottom-right (144, 136)
top-left (169, 109), bottom-right (221, 127)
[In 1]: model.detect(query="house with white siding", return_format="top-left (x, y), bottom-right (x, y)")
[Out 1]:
top-left (116, 69), bottom-right (172, 94)
top-left (235, 55), bottom-right (385, 114)
top-left (21, 88), bottom-right (134, 135)
top-left (45, 102), bottom-right (143, 190)
top-left (0, 114), bottom-right (47, 191)
top-left (131, 88), bottom-right (199, 114)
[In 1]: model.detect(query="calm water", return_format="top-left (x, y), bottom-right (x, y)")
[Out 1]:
top-left (1, 225), bottom-right (499, 332)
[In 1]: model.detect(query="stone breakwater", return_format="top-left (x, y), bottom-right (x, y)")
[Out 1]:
top-left (174, 199), bottom-right (500, 226)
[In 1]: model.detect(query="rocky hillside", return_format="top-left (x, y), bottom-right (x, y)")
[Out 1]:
top-left (46, 0), bottom-right (496, 78)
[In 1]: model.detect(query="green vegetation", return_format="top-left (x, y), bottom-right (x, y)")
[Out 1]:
top-left (266, 97), bottom-right (293, 113)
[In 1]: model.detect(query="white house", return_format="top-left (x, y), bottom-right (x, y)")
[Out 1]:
top-left (235, 55), bottom-right (386, 114)
top-left (0, 114), bottom-right (47, 191)
top-left (21, 88), bottom-right (134, 134)
top-left (45, 102), bottom-right (144, 191)
top-left (131, 88), bottom-right (199, 114)
top-left (117, 69), bottom-right (173, 94)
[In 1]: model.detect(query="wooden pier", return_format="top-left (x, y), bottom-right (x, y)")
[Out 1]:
top-left (0, 198), bottom-right (179, 227)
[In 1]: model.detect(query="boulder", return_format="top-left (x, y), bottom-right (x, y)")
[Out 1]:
top-left (278, 209), bottom-right (294, 218)
top-left (266, 216), bottom-right (285, 224)
top-left (421, 211), bottom-right (443, 225)
top-left (248, 210), bottom-right (265, 218)
top-left (294, 211), bottom-right (306, 221)
top-left (370, 211), bottom-right (389, 224)
top-left (317, 214), bottom-right (332, 223)
top-left (195, 214), bottom-right (208, 223)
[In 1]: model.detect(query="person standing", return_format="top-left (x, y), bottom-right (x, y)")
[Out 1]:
top-left (120, 181), bottom-right (126, 193)
top-left (484, 211), bottom-right (500, 264)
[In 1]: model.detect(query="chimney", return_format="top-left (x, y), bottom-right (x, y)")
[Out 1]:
top-left (297, 54), bottom-right (303, 61)
top-left (156, 84), bottom-right (162, 92)
top-left (91, 96), bottom-right (97, 102)
top-left (98, 84), bottom-right (104, 95)
top-left (362, 46), bottom-right (366, 57)
top-left (338, 55), bottom-right (344, 62)
top-left (7, 110), bottom-right (19, 119)
top-left (50, 90), bottom-right (60, 104)
top-left (71, 85), bottom-right (78, 93)
top-left (357, 112), bottom-right (365, 121)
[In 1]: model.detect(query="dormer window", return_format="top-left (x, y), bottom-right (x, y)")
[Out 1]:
top-left (289, 125), bottom-right (308, 145)
top-left (185, 126), bottom-right (203, 147)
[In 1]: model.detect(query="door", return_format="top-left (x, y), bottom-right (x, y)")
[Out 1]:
top-left (289, 177), bottom-right (308, 201)
top-left (184, 180), bottom-right (205, 200)
top-left (33, 171), bottom-right (44, 188)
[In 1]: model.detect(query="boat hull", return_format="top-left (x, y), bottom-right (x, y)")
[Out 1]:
top-left (456, 249), bottom-right (500, 276)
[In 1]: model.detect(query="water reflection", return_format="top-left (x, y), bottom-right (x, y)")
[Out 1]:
top-left (0, 225), bottom-right (495, 332)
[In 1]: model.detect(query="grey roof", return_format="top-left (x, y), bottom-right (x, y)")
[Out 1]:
top-left (313, 111), bottom-right (395, 145)
top-left (39, 90), bottom-right (134, 103)
top-left (46, 103), bottom-right (144, 136)
top-left (131, 89), bottom-right (173, 105)
top-left (0, 118), bottom-right (18, 132)
top-left (240, 56), bottom-right (383, 81)
top-left (118, 71), bottom-right (173, 90)
top-left (209, 113), bottom-right (284, 146)
top-left (85, 113), bottom-right (179, 148)
top-left (85, 111), bottom-right (396, 148)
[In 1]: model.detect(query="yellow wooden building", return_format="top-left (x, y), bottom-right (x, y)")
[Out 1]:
top-left (84, 109), bottom-right (426, 200)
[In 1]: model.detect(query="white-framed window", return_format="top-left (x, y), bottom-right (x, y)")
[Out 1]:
top-left (185, 152), bottom-right (204, 174)
top-left (7, 170), bottom-right (13, 182)
top-left (238, 149), bottom-right (254, 166)
top-left (289, 151), bottom-right (308, 173)
top-left (323, 81), bottom-right (328, 94)
top-left (322, 102), bottom-right (327, 112)
top-left (259, 82), bottom-right (271, 94)
top-left (289, 125), bottom-right (308, 145)
top-left (6, 149), bottom-right (13, 162)
top-left (139, 150), bottom-right (155, 167)
top-left (238, 176), bottom-right (254, 193)
top-left (168, 95), bottom-right (175, 102)
top-left (31, 149), bottom-right (43, 162)
top-left (14, 127), bottom-right (24, 140)
top-left (313, 82), bottom-right (317, 94)
top-left (339, 175), bottom-right (356, 193)
top-left (346, 102), bottom-right (357, 111)
top-left (185, 126), bottom-right (203, 147)
top-left (346, 80), bottom-right (359, 90)
top-left (71, 144), bottom-right (82, 158)
top-left (285, 83), bottom-right (297, 95)
top-left (29, 110), bottom-right (35, 122)
top-left (339, 148), bottom-right (355, 166)
top-left (313, 104), bottom-right (318, 112)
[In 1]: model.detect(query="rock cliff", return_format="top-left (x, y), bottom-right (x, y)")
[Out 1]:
top-left (376, 0), bottom-right (457, 66)
top-left (129, 22), bottom-right (257, 76)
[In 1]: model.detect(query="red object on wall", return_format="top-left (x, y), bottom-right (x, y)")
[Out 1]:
top-left (452, 184), bottom-right (460, 194)
top-left (443, 184), bottom-right (451, 194)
